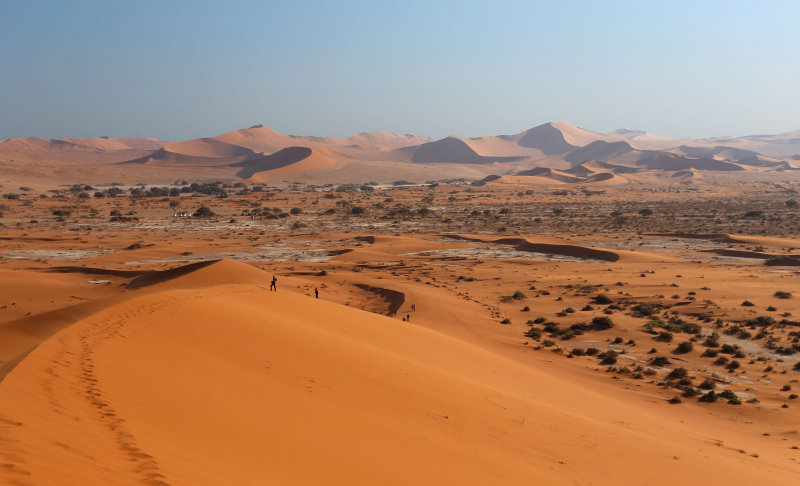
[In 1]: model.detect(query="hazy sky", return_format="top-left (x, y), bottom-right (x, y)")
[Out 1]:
top-left (2, 0), bottom-right (799, 141)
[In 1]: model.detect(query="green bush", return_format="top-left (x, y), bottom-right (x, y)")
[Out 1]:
top-left (591, 316), bottom-right (614, 330)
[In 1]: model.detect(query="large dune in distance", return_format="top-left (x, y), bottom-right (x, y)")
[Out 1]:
top-left (0, 137), bottom-right (165, 163)
top-left (0, 259), bottom-right (795, 485)
top-left (236, 147), bottom-right (344, 181)
top-left (120, 138), bottom-right (257, 167)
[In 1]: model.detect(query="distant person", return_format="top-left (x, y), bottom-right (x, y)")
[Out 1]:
top-left (406, 314), bottom-right (410, 322)
top-left (270, 275), bottom-right (277, 292)
top-left (314, 287), bottom-right (319, 299)
top-left (411, 304), bottom-right (416, 312)
top-left (402, 316), bottom-right (406, 322)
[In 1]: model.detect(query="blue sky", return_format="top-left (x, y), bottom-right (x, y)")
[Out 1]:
top-left (1, 0), bottom-right (799, 140)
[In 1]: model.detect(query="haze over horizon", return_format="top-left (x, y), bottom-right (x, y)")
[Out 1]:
top-left (2, 0), bottom-right (799, 141)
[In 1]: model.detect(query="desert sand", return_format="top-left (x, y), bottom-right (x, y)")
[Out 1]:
top-left (1, 123), bottom-right (799, 484)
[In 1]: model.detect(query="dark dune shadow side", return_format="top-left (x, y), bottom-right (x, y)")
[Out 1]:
top-left (354, 284), bottom-right (406, 316)
top-left (231, 147), bottom-right (312, 178)
top-left (439, 235), bottom-right (620, 262)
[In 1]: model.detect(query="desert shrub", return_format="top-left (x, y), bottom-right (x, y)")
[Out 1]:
top-left (698, 379), bottom-right (716, 390)
top-left (666, 367), bottom-right (688, 380)
top-left (650, 356), bottom-right (671, 367)
top-left (744, 210), bottom-right (763, 218)
top-left (720, 344), bottom-right (739, 355)
top-left (774, 291), bottom-right (792, 299)
top-left (521, 306), bottom-right (530, 312)
top-left (747, 315), bottom-right (776, 327)
top-left (542, 339), bottom-right (556, 347)
top-left (571, 348), bottom-right (586, 356)
top-left (698, 391), bottom-right (717, 403)
top-left (500, 318), bottom-right (511, 325)
top-left (581, 304), bottom-right (594, 311)
top-left (594, 294), bottom-right (612, 305)
top-left (533, 317), bottom-right (547, 324)
top-left (543, 322), bottom-right (560, 334)
top-left (680, 322), bottom-right (701, 334)
top-left (668, 396), bottom-right (682, 404)
top-left (591, 316), bottom-right (614, 330)
top-left (599, 350), bottom-right (618, 365)
top-left (656, 331), bottom-right (674, 342)
top-left (632, 303), bottom-right (656, 317)
top-left (714, 356), bottom-right (730, 366)
top-left (742, 300), bottom-right (755, 307)
top-left (718, 390), bottom-right (737, 400)
top-left (193, 206), bottom-right (215, 218)
top-left (524, 328), bottom-right (542, 339)
top-left (674, 341), bottom-right (694, 354)
top-left (727, 360), bottom-right (741, 370)
top-left (681, 387), bottom-right (700, 398)
top-left (585, 347), bottom-right (600, 356)
top-left (702, 348), bottom-right (719, 357)
top-left (512, 290), bottom-right (526, 300)
top-left (645, 319), bottom-right (678, 332)
top-left (781, 385), bottom-right (792, 391)
top-left (52, 209), bottom-right (72, 220)
top-left (703, 335), bottom-right (720, 347)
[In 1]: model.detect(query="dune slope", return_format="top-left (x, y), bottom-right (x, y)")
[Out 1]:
top-left (0, 259), bottom-right (796, 485)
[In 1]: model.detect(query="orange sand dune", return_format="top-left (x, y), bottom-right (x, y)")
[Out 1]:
top-left (0, 137), bottom-right (165, 164)
top-left (120, 138), bottom-right (256, 166)
top-left (241, 147), bottom-right (342, 182)
top-left (0, 259), bottom-right (795, 485)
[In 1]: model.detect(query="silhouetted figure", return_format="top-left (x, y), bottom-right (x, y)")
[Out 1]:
top-left (270, 275), bottom-right (277, 292)
top-left (314, 287), bottom-right (319, 299)
top-left (402, 316), bottom-right (406, 322)
top-left (411, 304), bottom-right (416, 312)
top-left (406, 314), bottom-right (410, 322)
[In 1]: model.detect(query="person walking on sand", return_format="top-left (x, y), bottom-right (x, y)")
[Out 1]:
top-left (314, 287), bottom-right (319, 299)
top-left (411, 304), bottom-right (416, 312)
top-left (270, 275), bottom-right (277, 292)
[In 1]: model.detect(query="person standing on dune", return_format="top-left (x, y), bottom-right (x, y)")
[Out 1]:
top-left (270, 275), bottom-right (277, 292)
top-left (314, 287), bottom-right (319, 299)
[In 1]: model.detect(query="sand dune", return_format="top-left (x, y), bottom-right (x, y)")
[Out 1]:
top-left (232, 147), bottom-right (315, 178)
top-left (119, 138), bottom-right (257, 167)
top-left (240, 147), bottom-right (341, 182)
top-left (410, 137), bottom-right (526, 164)
top-left (565, 140), bottom-right (635, 164)
top-left (2, 121), bottom-right (797, 186)
top-left (513, 121), bottom-right (609, 154)
top-left (215, 125), bottom-right (430, 153)
top-left (0, 259), bottom-right (795, 484)
top-left (0, 137), bottom-right (165, 164)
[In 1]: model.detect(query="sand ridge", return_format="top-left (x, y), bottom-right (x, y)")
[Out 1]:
top-left (0, 260), bottom-right (797, 484)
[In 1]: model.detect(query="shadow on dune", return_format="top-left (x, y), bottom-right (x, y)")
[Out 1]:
top-left (231, 147), bottom-right (312, 178)
top-left (354, 284), bottom-right (406, 316)
top-left (440, 235), bottom-right (620, 262)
